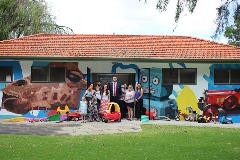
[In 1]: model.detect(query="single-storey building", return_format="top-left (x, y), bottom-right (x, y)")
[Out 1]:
top-left (0, 33), bottom-right (239, 121)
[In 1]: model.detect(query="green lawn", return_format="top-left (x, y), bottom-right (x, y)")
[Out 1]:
top-left (0, 125), bottom-right (240, 160)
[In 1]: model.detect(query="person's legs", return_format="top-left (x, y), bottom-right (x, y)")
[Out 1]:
top-left (130, 108), bottom-right (133, 120)
top-left (127, 106), bottom-right (130, 119)
top-left (135, 101), bottom-right (140, 119)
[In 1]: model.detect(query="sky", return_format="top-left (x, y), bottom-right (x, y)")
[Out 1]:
top-left (46, 0), bottom-right (226, 43)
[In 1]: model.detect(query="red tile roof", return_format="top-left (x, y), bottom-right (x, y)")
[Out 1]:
top-left (0, 33), bottom-right (239, 61)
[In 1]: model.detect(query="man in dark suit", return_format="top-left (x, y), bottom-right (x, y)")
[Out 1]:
top-left (109, 76), bottom-right (120, 103)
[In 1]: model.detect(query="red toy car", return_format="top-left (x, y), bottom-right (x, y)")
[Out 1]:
top-left (100, 102), bottom-right (121, 123)
top-left (68, 112), bottom-right (81, 121)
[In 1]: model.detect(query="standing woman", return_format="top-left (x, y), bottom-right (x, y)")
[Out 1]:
top-left (95, 82), bottom-right (102, 111)
top-left (119, 84), bottom-right (127, 118)
top-left (84, 84), bottom-right (95, 106)
top-left (135, 84), bottom-right (144, 120)
top-left (125, 85), bottom-right (135, 121)
top-left (101, 84), bottom-right (110, 103)
top-left (100, 84), bottom-right (110, 112)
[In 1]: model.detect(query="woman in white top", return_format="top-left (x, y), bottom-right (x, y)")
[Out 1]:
top-left (125, 85), bottom-right (135, 121)
top-left (101, 84), bottom-right (110, 102)
top-left (95, 82), bottom-right (102, 111)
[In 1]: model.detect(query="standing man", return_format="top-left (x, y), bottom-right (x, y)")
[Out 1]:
top-left (109, 76), bottom-right (120, 103)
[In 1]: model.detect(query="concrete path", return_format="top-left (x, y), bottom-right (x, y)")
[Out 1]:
top-left (142, 120), bottom-right (240, 129)
top-left (0, 120), bottom-right (142, 136)
top-left (1, 119), bottom-right (240, 136)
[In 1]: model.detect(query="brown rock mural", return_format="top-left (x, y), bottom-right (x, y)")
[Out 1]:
top-left (2, 62), bottom-right (86, 114)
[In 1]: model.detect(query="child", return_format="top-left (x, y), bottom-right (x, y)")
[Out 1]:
top-left (79, 96), bottom-right (87, 123)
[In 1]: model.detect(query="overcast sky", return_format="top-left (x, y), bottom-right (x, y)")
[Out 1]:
top-left (46, 0), bottom-right (226, 43)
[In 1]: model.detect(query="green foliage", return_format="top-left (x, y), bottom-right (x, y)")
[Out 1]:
top-left (224, 6), bottom-right (240, 46)
top-left (156, 0), bottom-right (198, 23)
top-left (154, 0), bottom-right (240, 41)
top-left (0, 0), bottom-right (73, 40)
top-left (0, 125), bottom-right (240, 160)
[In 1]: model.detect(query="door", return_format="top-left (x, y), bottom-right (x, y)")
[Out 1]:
top-left (138, 68), bottom-right (151, 120)
top-left (87, 67), bottom-right (91, 87)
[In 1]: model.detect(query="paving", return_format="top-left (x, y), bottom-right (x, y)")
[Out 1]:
top-left (0, 119), bottom-right (240, 136)
top-left (142, 120), bottom-right (240, 129)
top-left (0, 120), bottom-right (142, 136)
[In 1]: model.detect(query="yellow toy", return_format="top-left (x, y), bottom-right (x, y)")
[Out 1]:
top-left (57, 104), bottom-right (70, 114)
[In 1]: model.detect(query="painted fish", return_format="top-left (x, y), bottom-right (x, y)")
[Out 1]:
top-left (2, 62), bottom-right (86, 114)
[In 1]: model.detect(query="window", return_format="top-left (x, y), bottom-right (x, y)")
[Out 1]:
top-left (231, 69), bottom-right (240, 84)
top-left (214, 69), bottom-right (240, 84)
top-left (31, 67), bottom-right (49, 82)
top-left (0, 67), bottom-right (12, 82)
top-left (50, 67), bottom-right (65, 82)
top-left (31, 66), bottom-right (66, 83)
top-left (163, 68), bottom-right (197, 85)
top-left (180, 69), bottom-right (197, 84)
top-left (163, 69), bottom-right (178, 84)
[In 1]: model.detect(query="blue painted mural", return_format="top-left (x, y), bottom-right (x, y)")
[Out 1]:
top-left (1, 61), bottom-right (240, 123)
top-left (140, 68), bottom-right (178, 119)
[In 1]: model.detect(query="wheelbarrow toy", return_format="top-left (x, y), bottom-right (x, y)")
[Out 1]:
top-left (100, 102), bottom-right (121, 123)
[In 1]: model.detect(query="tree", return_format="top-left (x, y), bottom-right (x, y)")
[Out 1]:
top-left (224, 5), bottom-right (240, 46)
top-left (0, 0), bottom-right (73, 40)
top-left (153, 0), bottom-right (240, 39)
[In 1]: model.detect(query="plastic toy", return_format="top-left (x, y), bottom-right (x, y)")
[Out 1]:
top-left (28, 117), bottom-right (47, 123)
top-left (4, 117), bottom-right (26, 122)
top-left (185, 106), bottom-right (198, 121)
top-left (141, 115), bottom-right (149, 122)
top-left (47, 113), bottom-right (60, 121)
top-left (145, 111), bottom-right (155, 120)
top-left (219, 116), bottom-right (233, 124)
top-left (60, 114), bottom-right (68, 121)
top-left (101, 102), bottom-right (121, 123)
top-left (56, 105), bottom-right (70, 114)
top-left (68, 112), bottom-right (81, 121)
top-left (197, 115), bottom-right (211, 123)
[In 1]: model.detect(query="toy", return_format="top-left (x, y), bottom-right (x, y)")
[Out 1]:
top-left (60, 114), bottom-right (68, 121)
top-left (47, 113), bottom-right (60, 121)
top-left (141, 115), bottom-right (149, 122)
top-left (145, 110), bottom-right (155, 120)
top-left (197, 115), bottom-right (211, 123)
top-left (28, 117), bottom-right (47, 123)
top-left (219, 116), bottom-right (233, 124)
top-left (4, 117), bottom-right (26, 122)
top-left (57, 105), bottom-right (70, 114)
top-left (68, 112), bottom-right (81, 121)
top-left (203, 89), bottom-right (240, 118)
top-left (101, 102), bottom-right (121, 123)
top-left (185, 106), bottom-right (198, 121)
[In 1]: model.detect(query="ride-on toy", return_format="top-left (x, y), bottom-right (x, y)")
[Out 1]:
top-left (68, 112), bottom-right (81, 121)
top-left (100, 102), bottom-right (121, 123)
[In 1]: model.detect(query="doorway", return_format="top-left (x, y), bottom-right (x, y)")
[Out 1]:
top-left (92, 73), bottom-right (136, 86)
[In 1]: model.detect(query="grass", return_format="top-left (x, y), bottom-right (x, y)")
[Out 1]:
top-left (0, 125), bottom-right (240, 160)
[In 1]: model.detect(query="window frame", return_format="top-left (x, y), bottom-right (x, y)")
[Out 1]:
top-left (162, 68), bottom-right (197, 85)
top-left (31, 66), bottom-right (49, 83)
top-left (0, 66), bottom-right (13, 83)
top-left (49, 67), bottom-right (66, 83)
top-left (31, 66), bottom-right (66, 83)
top-left (214, 68), bottom-right (240, 85)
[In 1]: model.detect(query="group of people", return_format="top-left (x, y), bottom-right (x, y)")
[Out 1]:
top-left (79, 76), bottom-right (144, 122)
